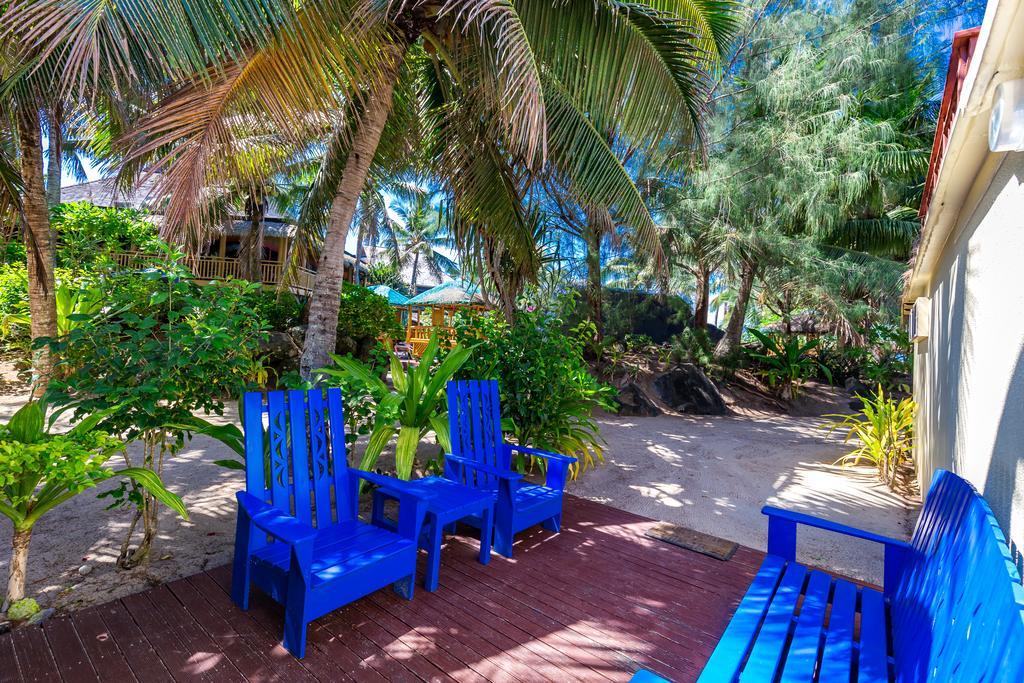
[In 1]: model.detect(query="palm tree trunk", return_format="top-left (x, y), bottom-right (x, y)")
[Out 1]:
top-left (241, 191), bottom-right (265, 282)
top-left (354, 221), bottom-right (364, 286)
top-left (17, 105), bottom-right (58, 396)
top-left (584, 221), bottom-right (602, 336)
top-left (300, 49), bottom-right (405, 379)
top-left (46, 107), bottom-right (62, 208)
top-left (693, 266), bottom-right (710, 330)
top-left (410, 251), bottom-right (419, 293)
top-left (6, 527), bottom-right (32, 606)
top-left (715, 259), bottom-right (756, 358)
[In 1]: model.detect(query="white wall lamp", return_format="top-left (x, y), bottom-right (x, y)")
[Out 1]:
top-left (989, 78), bottom-right (1024, 152)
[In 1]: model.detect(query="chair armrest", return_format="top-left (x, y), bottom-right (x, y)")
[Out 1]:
top-left (507, 444), bottom-right (578, 464)
top-left (236, 491), bottom-right (317, 546)
top-left (349, 469), bottom-right (426, 540)
top-left (446, 454), bottom-right (524, 480)
top-left (762, 505), bottom-right (912, 593)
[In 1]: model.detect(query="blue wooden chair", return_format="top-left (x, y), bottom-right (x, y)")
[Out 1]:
top-left (633, 469), bottom-right (1024, 681)
top-left (444, 379), bottom-right (577, 557)
top-left (230, 389), bottom-right (425, 658)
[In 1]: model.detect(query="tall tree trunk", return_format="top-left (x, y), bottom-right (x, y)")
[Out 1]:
top-left (354, 221), bottom-right (364, 286)
top-left (241, 190), bottom-right (265, 282)
top-left (410, 251), bottom-right (419, 293)
top-left (300, 48), bottom-right (405, 379)
top-left (715, 260), bottom-right (757, 358)
top-left (45, 107), bottom-right (62, 208)
top-left (693, 265), bottom-right (710, 330)
top-left (5, 528), bottom-right (31, 606)
top-left (17, 105), bottom-right (58, 396)
top-left (584, 220), bottom-right (603, 337)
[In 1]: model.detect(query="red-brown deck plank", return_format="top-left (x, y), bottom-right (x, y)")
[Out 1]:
top-left (0, 496), bottom-right (763, 682)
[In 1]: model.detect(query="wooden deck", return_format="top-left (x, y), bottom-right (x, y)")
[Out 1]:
top-left (0, 496), bottom-right (764, 682)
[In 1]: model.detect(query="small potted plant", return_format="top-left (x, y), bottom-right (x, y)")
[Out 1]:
top-left (0, 400), bottom-right (187, 620)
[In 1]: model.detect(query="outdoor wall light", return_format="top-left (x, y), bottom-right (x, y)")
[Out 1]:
top-left (989, 78), bottom-right (1024, 152)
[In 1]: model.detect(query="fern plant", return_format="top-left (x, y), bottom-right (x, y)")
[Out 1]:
top-left (828, 386), bottom-right (915, 490)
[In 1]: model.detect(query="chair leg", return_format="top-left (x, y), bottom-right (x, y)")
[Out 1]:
top-left (478, 507), bottom-right (493, 565)
top-left (542, 513), bottom-right (562, 533)
top-left (424, 518), bottom-right (443, 592)
top-left (494, 500), bottom-right (514, 558)
top-left (394, 574), bottom-right (416, 600)
top-left (282, 591), bottom-right (308, 658)
top-left (231, 516), bottom-right (252, 610)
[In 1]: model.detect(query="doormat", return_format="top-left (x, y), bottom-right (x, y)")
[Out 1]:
top-left (645, 522), bottom-right (738, 561)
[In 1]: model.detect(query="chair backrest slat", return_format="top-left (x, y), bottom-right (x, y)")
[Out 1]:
top-left (890, 469), bottom-right (1024, 682)
top-left (287, 389), bottom-right (313, 526)
top-left (243, 389), bottom-right (350, 528)
top-left (447, 380), bottom-right (505, 490)
top-left (243, 392), bottom-right (267, 498)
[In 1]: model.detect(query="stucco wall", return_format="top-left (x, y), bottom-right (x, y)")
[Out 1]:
top-left (914, 151), bottom-right (1024, 551)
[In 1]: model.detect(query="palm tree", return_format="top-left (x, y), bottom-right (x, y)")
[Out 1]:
top-left (381, 191), bottom-right (458, 293)
top-left (5, 0), bottom-right (741, 379)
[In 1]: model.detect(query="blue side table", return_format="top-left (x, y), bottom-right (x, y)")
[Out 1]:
top-left (371, 476), bottom-right (494, 592)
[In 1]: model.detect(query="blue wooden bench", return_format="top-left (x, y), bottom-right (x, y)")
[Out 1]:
top-left (635, 469), bottom-right (1024, 682)
top-left (445, 379), bottom-right (577, 557)
top-left (230, 389), bottom-right (425, 658)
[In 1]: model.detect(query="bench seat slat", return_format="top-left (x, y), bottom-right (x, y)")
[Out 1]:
top-left (779, 570), bottom-right (831, 683)
top-left (739, 562), bottom-right (808, 682)
top-left (819, 579), bottom-right (857, 682)
top-left (697, 555), bottom-right (787, 682)
top-left (858, 588), bottom-right (889, 683)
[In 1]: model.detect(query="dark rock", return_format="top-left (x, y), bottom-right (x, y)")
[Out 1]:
top-left (705, 324), bottom-right (725, 344)
top-left (26, 608), bottom-right (54, 626)
top-left (286, 325), bottom-right (306, 349)
top-left (260, 331), bottom-right (301, 384)
top-left (0, 621), bottom-right (9, 635)
top-left (615, 382), bottom-right (662, 417)
top-left (653, 364), bottom-right (728, 415)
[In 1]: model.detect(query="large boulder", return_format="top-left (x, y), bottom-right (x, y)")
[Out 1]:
top-left (615, 382), bottom-right (662, 417)
top-left (260, 331), bottom-right (301, 384)
top-left (653, 364), bottom-right (728, 415)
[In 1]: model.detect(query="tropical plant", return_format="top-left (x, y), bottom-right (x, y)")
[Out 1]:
top-left (50, 203), bottom-right (160, 269)
top-left (452, 310), bottom-right (614, 475)
top-left (317, 334), bottom-right (471, 479)
top-left (747, 328), bottom-right (832, 399)
top-left (335, 285), bottom-right (403, 360)
top-left (829, 386), bottom-right (915, 490)
top-left (2, 280), bottom-right (104, 340)
top-left (0, 400), bottom-right (187, 607)
top-left (46, 262), bottom-right (266, 568)
top-left (245, 289), bottom-right (304, 332)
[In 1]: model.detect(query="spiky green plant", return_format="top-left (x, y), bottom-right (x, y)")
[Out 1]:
top-left (828, 386), bottom-right (915, 490)
top-left (748, 328), bottom-right (831, 399)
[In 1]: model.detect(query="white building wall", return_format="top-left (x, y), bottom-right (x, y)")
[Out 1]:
top-left (915, 151), bottom-right (1024, 551)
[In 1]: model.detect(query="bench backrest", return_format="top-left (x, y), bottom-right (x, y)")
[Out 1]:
top-left (891, 469), bottom-right (1024, 682)
top-left (242, 388), bottom-right (353, 528)
top-left (447, 380), bottom-right (511, 487)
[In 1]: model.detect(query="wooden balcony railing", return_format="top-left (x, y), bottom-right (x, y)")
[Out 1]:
top-left (111, 252), bottom-right (317, 295)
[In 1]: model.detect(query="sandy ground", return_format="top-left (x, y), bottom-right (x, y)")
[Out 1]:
top-left (0, 385), bottom-right (918, 613)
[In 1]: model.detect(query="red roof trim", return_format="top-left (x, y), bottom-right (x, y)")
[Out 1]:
top-left (920, 27), bottom-right (981, 220)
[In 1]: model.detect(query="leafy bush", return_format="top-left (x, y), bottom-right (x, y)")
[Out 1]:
top-left (336, 285), bottom-right (403, 360)
top-left (670, 327), bottom-right (715, 369)
top-left (246, 289), bottom-right (304, 331)
top-left (451, 309), bottom-right (614, 474)
top-left (0, 264), bottom-right (28, 349)
top-left (317, 334), bottom-right (470, 479)
top-left (747, 328), bottom-right (831, 399)
top-left (51, 202), bottom-right (160, 269)
top-left (46, 260), bottom-right (266, 567)
top-left (0, 400), bottom-right (185, 605)
top-left (829, 385), bottom-right (915, 490)
top-left (601, 290), bottom-right (691, 343)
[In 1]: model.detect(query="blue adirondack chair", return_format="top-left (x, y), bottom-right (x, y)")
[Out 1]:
top-left (230, 389), bottom-right (425, 658)
top-left (633, 469), bottom-right (1024, 682)
top-left (444, 379), bottom-right (577, 557)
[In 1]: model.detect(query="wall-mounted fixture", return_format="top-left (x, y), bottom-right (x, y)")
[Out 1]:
top-left (989, 79), bottom-right (1024, 152)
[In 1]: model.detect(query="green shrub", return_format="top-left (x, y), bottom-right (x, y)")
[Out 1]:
top-left (747, 328), bottom-right (831, 399)
top-left (451, 309), bottom-right (614, 475)
top-left (51, 202), bottom-right (160, 269)
top-left (335, 285), bottom-right (402, 360)
top-left (601, 290), bottom-right (691, 343)
top-left (247, 289), bottom-right (304, 331)
top-left (670, 327), bottom-right (714, 369)
top-left (0, 264), bottom-right (28, 349)
top-left (828, 385), bottom-right (915, 490)
top-left (46, 261), bottom-right (266, 568)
